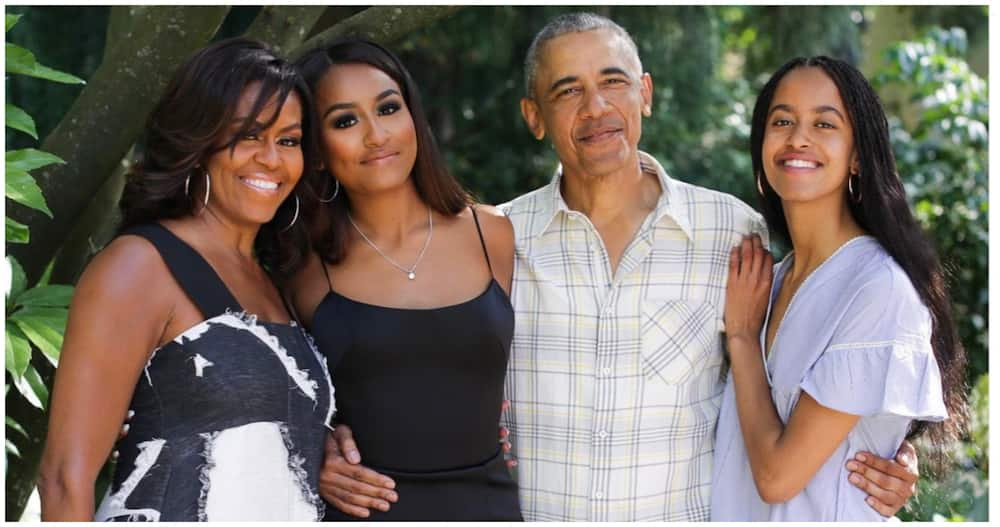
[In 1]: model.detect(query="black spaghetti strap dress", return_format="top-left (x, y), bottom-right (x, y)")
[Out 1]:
top-left (313, 209), bottom-right (521, 521)
top-left (95, 223), bottom-right (335, 521)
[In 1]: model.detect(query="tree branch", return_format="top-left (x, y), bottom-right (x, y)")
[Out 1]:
top-left (291, 5), bottom-right (463, 59)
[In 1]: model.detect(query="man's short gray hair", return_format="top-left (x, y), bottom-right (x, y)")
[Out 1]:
top-left (523, 12), bottom-right (641, 98)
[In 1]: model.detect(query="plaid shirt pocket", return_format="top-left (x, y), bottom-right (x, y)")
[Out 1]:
top-left (640, 300), bottom-right (718, 385)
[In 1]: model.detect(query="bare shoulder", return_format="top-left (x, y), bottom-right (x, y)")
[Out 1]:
top-left (469, 205), bottom-right (515, 292)
top-left (76, 235), bottom-right (174, 307)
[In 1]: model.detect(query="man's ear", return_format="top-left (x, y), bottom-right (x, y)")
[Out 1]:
top-left (640, 72), bottom-right (653, 117)
top-left (520, 97), bottom-right (546, 141)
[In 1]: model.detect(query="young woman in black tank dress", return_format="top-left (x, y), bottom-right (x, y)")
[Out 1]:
top-left (288, 40), bottom-right (521, 521)
top-left (38, 39), bottom-right (335, 520)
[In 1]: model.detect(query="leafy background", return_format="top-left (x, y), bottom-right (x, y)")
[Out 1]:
top-left (4, 5), bottom-right (988, 521)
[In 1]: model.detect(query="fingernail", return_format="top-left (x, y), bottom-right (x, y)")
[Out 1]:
top-left (387, 492), bottom-right (398, 502)
top-left (846, 461), bottom-right (859, 471)
top-left (122, 424), bottom-right (130, 434)
top-left (127, 410), bottom-right (135, 418)
top-left (849, 474), bottom-right (862, 485)
top-left (866, 497), bottom-right (875, 506)
top-left (347, 451), bottom-right (360, 463)
top-left (855, 453), bottom-right (867, 462)
top-left (378, 502), bottom-right (389, 512)
top-left (385, 479), bottom-right (396, 490)
top-left (360, 510), bottom-right (370, 518)
top-left (511, 459), bottom-right (518, 467)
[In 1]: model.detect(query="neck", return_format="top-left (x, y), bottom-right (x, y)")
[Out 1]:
top-left (346, 182), bottom-right (430, 244)
top-left (560, 155), bottom-right (657, 224)
top-left (195, 204), bottom-right (260, 259)
top-left (783, 193), bottom-right (866, 279)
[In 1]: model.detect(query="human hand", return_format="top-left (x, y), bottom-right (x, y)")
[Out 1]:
top-left (724, 234), bottom-right (773, 346)
top-left (845, 441), bottom-right (919, 517)
top-left (498, 400), bottom-right (517, 469)
top-left (318, 424), bottom-right (398, 518)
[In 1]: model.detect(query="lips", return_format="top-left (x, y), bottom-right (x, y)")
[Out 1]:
top-left (361, 151), bottom-right (399, 165)
top-left (776, 154), bottom-right (822, 169)
top-left (577, 126), bottom-right (623, 143)
top-left (239, 176), bottom-right (282, 193)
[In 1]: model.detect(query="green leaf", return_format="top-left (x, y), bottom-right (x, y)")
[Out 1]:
top-left (5, 43), bottom-right (84, 84)
top-left (12, 364), bottom-right (48, 410)
top-left (5, 43), bottom-right (36, 75)
top-left (11, 306), bottom-right (67, 366)
top-left (5, 103), bottom-right (37, 139)
top-left (5, 217), bottom-right (29, 244)
top-left (4, 167), bottom-right (52, 217)
top-left (5, 416), bottom-right (28, 439)
top-left (7, 256), bottom-right (27, 307)
top-left (17, 285), bottom-right (73, 308)
top-left (6, 438), bottom-right (21, 458)
top-left (5, 325), bottom-right (31, 378)
top-left (6, 148), bottom-right (64, 173)
top-left (6, 14), bottom-right (22, 33)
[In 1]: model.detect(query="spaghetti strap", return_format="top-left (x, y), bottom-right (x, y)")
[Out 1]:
top-left (319, 256), bottom-right (335, 292)
top-left (121, 223), bottom-right (243, 320)
top-left (470, 207), bottom-right (493, 275)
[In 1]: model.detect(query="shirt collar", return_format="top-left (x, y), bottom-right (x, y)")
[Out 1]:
top-left (529, 151), bottom-right (694, 240)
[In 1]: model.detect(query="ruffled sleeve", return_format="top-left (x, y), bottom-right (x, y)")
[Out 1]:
top-left (800, 338), bottom-right (947, 420)
top-left (799, 259), bottom-right (948, 421)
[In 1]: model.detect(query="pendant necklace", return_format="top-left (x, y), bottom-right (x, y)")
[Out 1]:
top-left (347, 207), bottom-right (433, 281)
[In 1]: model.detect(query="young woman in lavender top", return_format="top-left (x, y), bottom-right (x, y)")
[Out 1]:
top-left (711, 56), bottom-right (967, 521)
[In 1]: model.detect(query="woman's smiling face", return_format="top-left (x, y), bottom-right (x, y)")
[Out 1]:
top-left (762, 66), bottom-right (858, 205)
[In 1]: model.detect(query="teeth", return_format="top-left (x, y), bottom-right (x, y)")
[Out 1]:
top-left (243, 178), bottom-right (278, 190)
top-left (784, 159), bottom-right (818, 168)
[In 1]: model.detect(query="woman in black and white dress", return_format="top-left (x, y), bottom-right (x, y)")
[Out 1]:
top-left (38, 38), bottom-right (335, 521)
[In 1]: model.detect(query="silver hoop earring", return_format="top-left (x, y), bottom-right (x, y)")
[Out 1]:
top-left (848, 172), bottom-right (862, 203)
top-left (202, 170), bottom-right (211, 209)
top-left (281, 195), bottom-right (300, 232)
top-left (319, 179), bottom-right (339, 203)
top-left (756, 171), bottom-right (765, 196)
top-left (185, 173), bottom-right (192, 197)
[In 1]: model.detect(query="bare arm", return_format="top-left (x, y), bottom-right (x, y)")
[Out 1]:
top-left (725, 235), bottom-right (860, 504)
top-left (38, 238), bottom-right (173, 520)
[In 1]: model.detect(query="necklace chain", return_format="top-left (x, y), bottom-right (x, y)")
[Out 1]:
top-left (347, 208), bottom-right (433, 280)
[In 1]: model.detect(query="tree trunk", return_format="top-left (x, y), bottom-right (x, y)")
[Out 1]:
top-left (7, 6), bottom-right (231, 286)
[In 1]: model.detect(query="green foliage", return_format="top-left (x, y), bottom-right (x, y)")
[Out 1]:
top-left (874, 27), bottom-right (989, 382)
top-left (4, 11), bottom-right (75, 466)
top-left (899, 374), bottom-right (988, 521)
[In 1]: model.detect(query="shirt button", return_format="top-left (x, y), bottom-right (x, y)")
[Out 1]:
top-left (595, 491), bottom-right (604, 499)
top-left (601, 367), bottom-right (611, 376)
top-left (597, 430), bottom-right (608, 439)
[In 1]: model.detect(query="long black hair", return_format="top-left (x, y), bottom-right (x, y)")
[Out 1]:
top-left (750, 56), bottom-right (968, 462)
top-left (295, 39), bottom-right (471, 265)
top-left (118, 37), bottom-right (323, 279)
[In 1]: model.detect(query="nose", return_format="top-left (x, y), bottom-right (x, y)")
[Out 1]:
top-left (254, 140), bottom-right (280, 169)
top-left (581, 90), bottom-right (611, 119)
top-left (787, 121), bottom-right (812, 149)
top-left (364, 119), bottom-right (390, 148)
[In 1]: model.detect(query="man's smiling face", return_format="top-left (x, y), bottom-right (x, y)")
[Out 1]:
top-left (521, 28), bottom-right (652, 180)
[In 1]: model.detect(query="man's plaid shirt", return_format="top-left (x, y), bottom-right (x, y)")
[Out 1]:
top-left (499, 152), bottom-right (768, 521)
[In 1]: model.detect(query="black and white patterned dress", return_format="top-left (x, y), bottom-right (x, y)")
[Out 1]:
top-left (95, 224), bottom-right (335, 521)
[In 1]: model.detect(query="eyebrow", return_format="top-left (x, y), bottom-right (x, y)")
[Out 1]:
top-left (322, 88), bottom-right (402, 119)
top-left (230, 118), bottom-right (302, 133)
top-left (768, 103), bottom-right (846, 121)
top-left (546, 67), bottom-right (631, 96)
